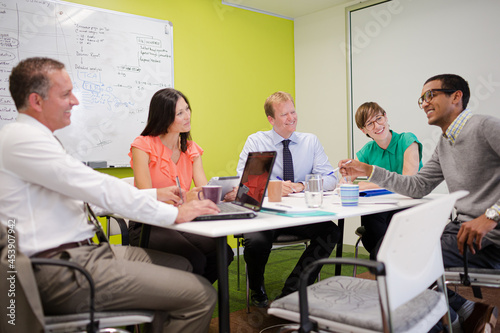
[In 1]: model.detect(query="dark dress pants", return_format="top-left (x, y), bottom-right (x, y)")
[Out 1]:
top-left (442, 220), bottom-right (500, 311)
top-left (429, 221), bottom-right (500, 332)
top-left (361, 209), bottom-right (403, 258)
top-left (244, 221), bottom-right (339, 294)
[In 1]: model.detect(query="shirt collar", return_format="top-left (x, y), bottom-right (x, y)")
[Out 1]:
top-left (16, 113), bottom-right (54, 136)
top-left (271, 129), bottom-right (297, 146)
top-left (383, 130), bottom-right (397, 155)
top-left (443, 110), bottom-right (472, 144)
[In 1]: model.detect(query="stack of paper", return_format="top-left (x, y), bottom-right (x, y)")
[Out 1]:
top-left (261, 202), bottom-right (337, 218)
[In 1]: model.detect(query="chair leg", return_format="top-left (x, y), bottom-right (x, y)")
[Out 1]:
top-left (237, 237), bottom-right (241, 291)
top-left (353, 226), bottom-right (365, 277)
top-left (245, 263), bottom-right (250, 313)
top-left (353, 236), bottom-right (362, 277)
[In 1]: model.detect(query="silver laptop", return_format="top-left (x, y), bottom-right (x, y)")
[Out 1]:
top-left (193, 151), bottom-right (276, 221)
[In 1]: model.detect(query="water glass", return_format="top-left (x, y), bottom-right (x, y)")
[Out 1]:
top-left (305, 174), bottom-right (323, 208)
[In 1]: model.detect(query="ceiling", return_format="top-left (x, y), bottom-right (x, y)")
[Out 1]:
top-left (222, 0), bottom-right (355, 19)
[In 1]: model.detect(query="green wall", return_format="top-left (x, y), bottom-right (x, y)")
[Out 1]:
top-left (68, 0), bottom-right (295, 180)
top-left (68, 0), bottom-right (294, 247)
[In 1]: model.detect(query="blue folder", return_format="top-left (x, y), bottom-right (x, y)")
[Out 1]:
top-left (359, 189), bottom-right (393, 197)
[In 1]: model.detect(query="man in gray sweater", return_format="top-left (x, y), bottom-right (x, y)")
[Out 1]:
top-left (339, 74), bottom-right (500, 333)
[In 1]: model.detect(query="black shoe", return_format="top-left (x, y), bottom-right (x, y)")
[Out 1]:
top-left (463, 302), bottom-right (498, 333)
top-left (250, 285), bottom-right (268, 308)
top-left (275, 288), bottom-right (295, 300)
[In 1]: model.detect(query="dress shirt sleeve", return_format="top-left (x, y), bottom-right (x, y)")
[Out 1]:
top-left (4, 130), bottom-right (178, 227)
top-left (90, 188), bottom-right (157, 216)
top-left (309, 136), bottom-right (337, 191)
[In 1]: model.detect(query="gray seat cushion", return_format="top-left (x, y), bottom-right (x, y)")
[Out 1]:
top-left (270, 276), bottom-right (446, 333)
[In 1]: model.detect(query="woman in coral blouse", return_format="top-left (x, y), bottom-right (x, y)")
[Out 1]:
top-left (128, 88), bottom-right (233, 283)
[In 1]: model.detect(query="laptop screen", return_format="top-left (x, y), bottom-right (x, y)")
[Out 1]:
top-left (235, 151), bottom-right (276, 211)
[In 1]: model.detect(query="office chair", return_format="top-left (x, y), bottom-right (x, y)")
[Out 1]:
top-left (104, 177), bottom-right (135, 245)
top-left (31, 258), bottom-right (155, 333)
top-left (445, 243), bottom-right (500, 299)
top-left (268, 191), bottom-right (468, 333)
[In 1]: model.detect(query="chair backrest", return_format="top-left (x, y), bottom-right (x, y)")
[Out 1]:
top-left (108, 177), bottom-right (135, 237)
top-left (377, 190), bottom-right (468, 311)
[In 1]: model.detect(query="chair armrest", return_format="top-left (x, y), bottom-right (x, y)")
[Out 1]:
top-left (297, 258), bottom-right (385, 333)
top-left (31, 258), bottom-right (98, 333)
top-left (102, 215), bottom-right (130, 246)
top-left (114, 217), bottom-right (129, 245)
top-left (139, 224), bottom-right (152, 248)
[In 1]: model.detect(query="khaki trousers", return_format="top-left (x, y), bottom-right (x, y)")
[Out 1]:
top-left (34, 243), bottom-right (217, 333)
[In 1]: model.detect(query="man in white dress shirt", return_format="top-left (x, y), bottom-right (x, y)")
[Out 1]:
top-left (0, 57), bottom-right (220, 333)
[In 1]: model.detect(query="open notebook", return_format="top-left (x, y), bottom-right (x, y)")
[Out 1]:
top-left (193, 151), bottom-right (276, 221)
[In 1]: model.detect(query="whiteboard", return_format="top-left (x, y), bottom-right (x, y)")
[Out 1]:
top-left (0, 0), bottom-right (174, 167)
top-left (347, 0), bottom-right (500, 192)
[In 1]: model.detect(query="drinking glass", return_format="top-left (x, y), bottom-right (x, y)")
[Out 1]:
top-left (305, 174), bottom-right (323, 208)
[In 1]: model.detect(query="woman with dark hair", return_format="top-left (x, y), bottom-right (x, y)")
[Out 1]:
top-left (128, 88), bottom-right (233, 283)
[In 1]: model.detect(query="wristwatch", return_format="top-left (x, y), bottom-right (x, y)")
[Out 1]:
top-left (485, 208), bottom-right (500, 223)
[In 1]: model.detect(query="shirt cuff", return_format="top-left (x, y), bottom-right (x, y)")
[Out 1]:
top-left (367, 165), bottom-right (376, 181)
top-left (298, 181), bottom-right (305, 192)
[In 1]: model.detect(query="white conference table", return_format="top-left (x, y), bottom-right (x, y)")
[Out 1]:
top-left (167, 192), bottom-right (442, 333)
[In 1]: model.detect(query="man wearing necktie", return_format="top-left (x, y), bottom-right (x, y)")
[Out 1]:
top-left (232, 91), bottom-right (340, 307)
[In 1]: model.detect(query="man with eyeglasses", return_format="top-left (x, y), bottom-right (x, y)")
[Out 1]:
top-left (339, 74), bottom-right (500, 332)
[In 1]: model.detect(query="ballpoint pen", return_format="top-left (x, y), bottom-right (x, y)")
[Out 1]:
top-left (175, 176), bottom-right (184, 204)
top-left (276, 176), bottom-right (296, 192)
top-left (331, 159), bottom-right (353, 175)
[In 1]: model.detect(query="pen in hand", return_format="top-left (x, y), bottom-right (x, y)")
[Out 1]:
top-left (331, 159), bottom-right (353, 174)
top-left (276, 176), bottom-right (296, 192)
top-left (175, 176), bottom-right (184, 205)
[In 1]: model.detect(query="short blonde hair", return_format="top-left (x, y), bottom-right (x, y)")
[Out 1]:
top-left (264, 91), bottom-right (294, 118)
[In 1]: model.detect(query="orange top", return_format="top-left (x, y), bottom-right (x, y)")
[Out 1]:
top-left (129, 136), bottom-right (203, 191)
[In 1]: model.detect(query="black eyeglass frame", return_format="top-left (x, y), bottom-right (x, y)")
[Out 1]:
top-left (418, 89), bottom-right (458, 108)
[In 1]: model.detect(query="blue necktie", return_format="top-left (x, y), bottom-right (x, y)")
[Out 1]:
top-left (282, 139), bottom-right (294, 182)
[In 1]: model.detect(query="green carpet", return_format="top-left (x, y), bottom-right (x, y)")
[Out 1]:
top-left (213, 245), bottom-right (370, 316)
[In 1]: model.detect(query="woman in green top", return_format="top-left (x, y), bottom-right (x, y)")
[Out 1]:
top-left (352, 102), bottom-right (423, 256)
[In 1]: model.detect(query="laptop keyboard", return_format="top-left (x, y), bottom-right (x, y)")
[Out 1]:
top-left (218, 202), bottom-right (251, 213)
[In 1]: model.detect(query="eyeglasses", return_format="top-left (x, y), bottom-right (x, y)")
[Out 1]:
top-left (418, 89), bottom-right (457, 108)
top-left (364, 114), bottom-right (386, 131)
